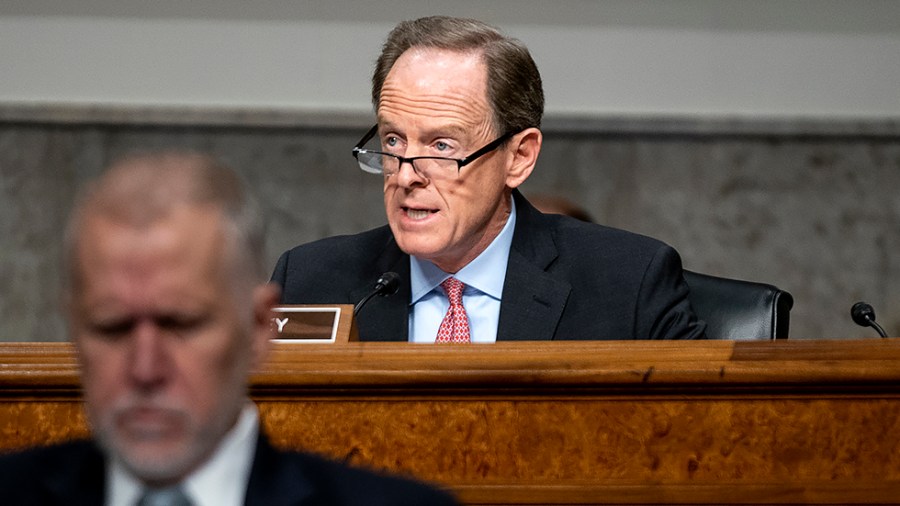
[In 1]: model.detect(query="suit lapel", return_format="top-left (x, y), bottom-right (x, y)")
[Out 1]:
top-left (497, 192), bottom-right (571, 341)
top-left (348, 237), bottom-right (410, 342)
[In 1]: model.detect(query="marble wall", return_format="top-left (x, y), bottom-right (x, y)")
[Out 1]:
top-left (2, 107), bottom-right (898, 342)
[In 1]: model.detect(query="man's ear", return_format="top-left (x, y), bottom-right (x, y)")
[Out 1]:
top-left (250, 282), bottom-right (281, 370)
top-left (505, 127), bottom-right (542, 189)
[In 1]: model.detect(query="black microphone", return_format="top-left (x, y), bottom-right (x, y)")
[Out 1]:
top-left (851, 301), bottom-right (888, 338)
top-left (354, 272), bottom-right (401, 315)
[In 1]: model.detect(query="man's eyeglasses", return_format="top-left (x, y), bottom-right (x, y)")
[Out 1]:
top-left (352, 125), bottom-right (515, 180)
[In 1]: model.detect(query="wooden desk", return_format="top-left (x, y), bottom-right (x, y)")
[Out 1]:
top-left (2, 339), bottom-right (899, 505)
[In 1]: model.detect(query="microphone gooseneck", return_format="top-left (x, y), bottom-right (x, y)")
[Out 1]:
top-left (851, 301), bottom-right (888, 338)
top-left (354, 272), bottom-right (401, 315)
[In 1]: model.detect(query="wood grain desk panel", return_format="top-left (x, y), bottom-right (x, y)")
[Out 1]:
top-left (2, 339), bottom-right (899, 504)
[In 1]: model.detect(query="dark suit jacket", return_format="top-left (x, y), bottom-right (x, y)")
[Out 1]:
top-left (272, 191), bottom-right (705, 341)
top-left (0, 435), bottom-right (457, 506)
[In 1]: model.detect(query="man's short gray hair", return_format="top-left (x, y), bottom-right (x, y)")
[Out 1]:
top-left (62, 151), bottom-right (267, 297)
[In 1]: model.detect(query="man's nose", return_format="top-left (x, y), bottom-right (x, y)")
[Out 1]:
top-left (128, 321), bottom-right (169, 389)
top-left (394, 158), bottom-right (428, 188)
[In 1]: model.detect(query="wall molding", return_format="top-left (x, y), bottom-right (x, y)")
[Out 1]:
top-left (2, 103), bottom-right (899, 138)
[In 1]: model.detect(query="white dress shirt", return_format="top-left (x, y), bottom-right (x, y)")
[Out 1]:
top-left (408, 195), bottom-right (516, 343)
top-left (106, 403), bottom-right (259, 506)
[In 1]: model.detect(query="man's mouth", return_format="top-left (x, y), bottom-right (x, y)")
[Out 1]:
top-left (116, 405), bottom-right (184, 440)
top-left (404, 207), bottom-right (436, 220)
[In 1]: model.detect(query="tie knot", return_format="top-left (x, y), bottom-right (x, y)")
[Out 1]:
top-left (137, 486), bottom-right (193, 506)
top-left (440, 277), bottom-right (465, 305)
top-left (436, 277), bottom-right (470, 343)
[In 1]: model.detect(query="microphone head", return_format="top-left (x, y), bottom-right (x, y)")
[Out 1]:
top-left (375, 272), bottom-right (400, 296)
top-left (851, 301), bottom-right (876, 327)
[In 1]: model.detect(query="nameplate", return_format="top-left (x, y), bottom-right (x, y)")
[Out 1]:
top-left (271, 304), bottom-right (358, 343)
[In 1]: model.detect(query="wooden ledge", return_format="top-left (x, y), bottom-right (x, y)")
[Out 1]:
top-left (3, 340), bottom-right (900, 393)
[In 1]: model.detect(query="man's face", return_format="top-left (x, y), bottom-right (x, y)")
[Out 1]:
top-left (378, 48), bottom-right (517, 273)
top-left (69, 205), bottom-right (268, 484)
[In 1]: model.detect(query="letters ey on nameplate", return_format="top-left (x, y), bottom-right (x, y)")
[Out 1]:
top-left (271, 305), bottom-right (358, 343)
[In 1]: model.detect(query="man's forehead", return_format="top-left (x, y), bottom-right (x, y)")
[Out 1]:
top-left (378, 48), bottom-right (493, 136)
top-left (376, 116), bottom-right (470, 138)
top-left (71, 209), bottom-right (231, 303)
top-left (384, 48), bottom-right (487, 96)
top-left (397, 46), bottom-right (484, 69)
top-left (76, 205), bottom-right (226, 262)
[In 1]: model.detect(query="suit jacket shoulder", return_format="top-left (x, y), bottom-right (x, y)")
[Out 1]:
top-left (246, 434), bottom-right (458, 506)
top-left (500, 191), bottom-right (705, 340)
top-left (271, 226), bottom-right (401, 304)
top-left (0, 439), bottom-right (105, 506)
top-left (271, 226), bottom-right (411, 341)
top-left (0, 436), bottom-right (457, 506)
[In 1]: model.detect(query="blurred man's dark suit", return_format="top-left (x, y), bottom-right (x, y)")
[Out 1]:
top-left (0, 434), bottom-right (457, 505)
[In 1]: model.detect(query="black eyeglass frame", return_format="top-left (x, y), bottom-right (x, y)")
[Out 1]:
top-left (352, 125), bottom-right (516, 175)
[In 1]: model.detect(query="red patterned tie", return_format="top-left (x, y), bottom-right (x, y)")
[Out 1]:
top-left (435, 277), bottom-right (471, 343)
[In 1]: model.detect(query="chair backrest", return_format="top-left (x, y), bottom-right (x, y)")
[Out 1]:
top-left (683, 270), bottom-right (794, 340)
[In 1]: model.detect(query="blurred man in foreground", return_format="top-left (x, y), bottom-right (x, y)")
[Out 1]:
top-left (273, 16), bottom-right (705, 343)
top-left (0, 152), bottom-right (456, 505)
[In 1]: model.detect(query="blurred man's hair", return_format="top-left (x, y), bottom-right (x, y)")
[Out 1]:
top-left (62, 151), bottom-right (267, 297)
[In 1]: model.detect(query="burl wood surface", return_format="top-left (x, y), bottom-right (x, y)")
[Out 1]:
top-left (2, 339), bottom-right (900, 504)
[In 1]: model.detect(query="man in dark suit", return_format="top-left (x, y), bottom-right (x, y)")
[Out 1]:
top-left (273, 16), bottom-right (705, 343)
top-left (0, 153), bottom-right (457, 505)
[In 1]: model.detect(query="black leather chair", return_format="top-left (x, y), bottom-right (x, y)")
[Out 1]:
top-left (683, 270), bottom-right (794, 340)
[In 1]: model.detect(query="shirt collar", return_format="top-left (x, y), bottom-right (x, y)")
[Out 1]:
top-left (107, 403), bottom-right (259, 506)
top-left (410, 194), bottom-right (516, 302)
